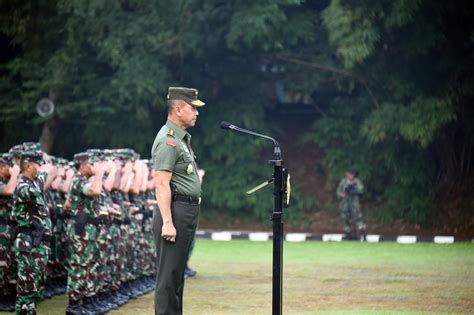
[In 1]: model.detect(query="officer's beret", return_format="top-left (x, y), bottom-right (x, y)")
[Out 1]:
top-left (167, 87), bottom-right (205, 107)
top-left (0, 153), bottom-right (13, 166)
top-left (20, 150), bottom-right (44, 165)
top-left (74, 152), bottom-right (99, 165)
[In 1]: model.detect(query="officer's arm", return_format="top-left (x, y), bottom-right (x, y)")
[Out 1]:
top-left (355, 179), bottom-right (364, 194)
top-left (336, 179), bottom-right (346, 198)
top-left (1, 164), bottom-right (20, 196)
top-left (85, 164), bottom-right (106, 197)
top-left (103, 161), bottom-right (117, 192)
top-left (155, 170), bottom-right (173, 223)
top-left (60, 168), bottom-right (75, 194)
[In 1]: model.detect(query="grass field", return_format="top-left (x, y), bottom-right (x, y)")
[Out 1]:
top-left (2, 240), bottom-right (473, 314)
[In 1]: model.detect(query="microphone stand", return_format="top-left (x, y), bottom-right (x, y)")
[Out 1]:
top-left (221, 121), bottom-right (284, 315)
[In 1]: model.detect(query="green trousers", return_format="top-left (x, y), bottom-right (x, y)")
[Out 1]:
top-left (153, 201), bottom-right (199, 315)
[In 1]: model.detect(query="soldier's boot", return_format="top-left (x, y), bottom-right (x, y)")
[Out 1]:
top-left (82, 296), bottom-right (109, 314)
top-left (0, 294), bottom-right (15, 312)
top-left (65, 299), bottom-right (95, 315)
top-left (111, 289), bottom-right (129, 305)
top-left (184, 265), bottom-right (197, 279)
top-left (96, 292), bottom-right (118, 310)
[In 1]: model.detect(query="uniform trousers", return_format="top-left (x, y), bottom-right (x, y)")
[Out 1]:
top-left (153, 201), bottom-right (199, 315)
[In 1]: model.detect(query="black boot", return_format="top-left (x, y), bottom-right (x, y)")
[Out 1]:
top-left (65, 299), bottom-right (95, 315)
top-left (0, 294), bottom-right (15, 312)
top-left (82, 296), bottom-right (108, 314)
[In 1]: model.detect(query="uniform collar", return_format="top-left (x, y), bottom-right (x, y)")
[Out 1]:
top-left (19, 174), bottom-right (34, 182)
top-left (166, 120), bottom-right (191, 141)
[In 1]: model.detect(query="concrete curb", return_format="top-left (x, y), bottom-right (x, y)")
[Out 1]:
top-left (195, 230), bottom-right (473, 243)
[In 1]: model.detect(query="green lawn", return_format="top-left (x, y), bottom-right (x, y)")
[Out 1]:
top-left (2, 240), bottom-right (473, 314)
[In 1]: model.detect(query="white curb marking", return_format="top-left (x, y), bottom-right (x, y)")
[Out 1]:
top-left (397, 235), bottom-right (417, 244)
top-left (249, 232), bottom-right (270, 241)
top-left (366, 234), bottom-right (380, 243)
top-left (322, 234), bottom-right (344, 242)
top-left (286, 233), bottom-right (307, 242)
top-left (434, 236), bottom-right (455, 244)
top-left (211, 232), bottom-right (232, 241)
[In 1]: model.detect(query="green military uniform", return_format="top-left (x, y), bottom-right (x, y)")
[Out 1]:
top-left (151, 87), bottom-right (204, 315)
top-left (336, 176), bottom-right (366, 236)
top-left (0, 154), bottom-right (16, 311)
top-left (64, 152), bottom-right (100, 314)
top-left (12, 151), bottom-right (51, 315)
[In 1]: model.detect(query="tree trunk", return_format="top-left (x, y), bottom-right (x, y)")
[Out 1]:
top-left (39, 118), bottom-right (59, 154)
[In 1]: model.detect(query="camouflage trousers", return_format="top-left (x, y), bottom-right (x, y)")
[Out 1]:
top-left (340, 198), bottom-right (366, 233)
top-left (93, 224), bottom-right (111, 294)
top-left (0, 227), bottom-right (13, 295)
top-left (13, 234), bottom-right (49, 315)
top-left (127, 220), bottom-right (140, 281)
top-left (142, 220), bottom-right (156, 276)
top-left (65, 222), bottom-right (98, 302)
top-left (108, 223), bottom-right (122, 290)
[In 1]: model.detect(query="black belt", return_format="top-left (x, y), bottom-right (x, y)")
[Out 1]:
top-left (18, 227), bottom-right (51, 242)
top-left (112, 218), bottom-right (122, 225)
top-left (173, 194), bottom-right (201, 205)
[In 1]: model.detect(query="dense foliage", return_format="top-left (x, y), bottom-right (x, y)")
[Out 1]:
top-left (1, 0), bottom-right (473, 226)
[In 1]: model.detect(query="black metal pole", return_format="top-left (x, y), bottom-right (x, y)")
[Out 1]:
top-left (219, 122), bottom-right (285, 315)
top-left (272, 152), bottom-right (284, 315)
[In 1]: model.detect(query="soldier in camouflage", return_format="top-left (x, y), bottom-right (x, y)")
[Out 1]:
top-left (336, 167), bottom-right (367, 240)
top-left (64, 152), bottom-right (105, 315)
top-left (0, 153), bottom-right (20, 311)
top-left (12, 150), bottom-right (52, 315)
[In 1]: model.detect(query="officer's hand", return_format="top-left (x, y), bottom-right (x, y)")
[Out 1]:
top-left (66, 168), bottom-right (75, 178)
top-left (162, 222), bottom-right (176, 243)
top-left (9, 164), bottom-right (20, 176)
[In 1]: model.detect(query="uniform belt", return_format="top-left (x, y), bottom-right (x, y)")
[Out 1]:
top-left (112, 218), bottom-right (122, 225)
top-left (18, 227), bottom-right (51, 242)
top-left (173, 194), bottom-right (201, 205)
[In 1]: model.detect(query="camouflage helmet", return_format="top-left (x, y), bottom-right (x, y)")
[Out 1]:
top-left (0, 153), bottom-right (13, 167)
top-left (22, 142), bottom-right (41, 151)
top-left (20, 150), bottom-right (45, 165)
top-left (73, 152), bottom-right (100, 166)
top-left (8, 144), bottom-right (24, 158)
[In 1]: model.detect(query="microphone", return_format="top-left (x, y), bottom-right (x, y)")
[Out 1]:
top-left (220, 121), bottom-right (233, 130)
top-left (220, 121), bottom-right (282, 160)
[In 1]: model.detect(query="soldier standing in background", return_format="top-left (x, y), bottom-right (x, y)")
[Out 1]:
top-left (12, 151), bottom-right (52, 315)
top-left (64, 152), bottom-right (105, 315)
top-left (151, 87), bottom-right (205, 314)
top-left (0, 153), bottom-right (20, 311)
top-left (337, 167), bottom-right (367, 240)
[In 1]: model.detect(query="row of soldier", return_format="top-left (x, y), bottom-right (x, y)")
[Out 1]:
top-left (0, 142), bottom-right (160, 314)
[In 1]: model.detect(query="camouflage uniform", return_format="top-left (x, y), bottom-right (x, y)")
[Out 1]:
top-left (0, 156), bottom-right (16, 305)
top-left (65, 170), bottom-right (99, 303)
top-left (12, 153), bottom-right (51, 315)
top-left (336, 177), bottom-right (366, 234)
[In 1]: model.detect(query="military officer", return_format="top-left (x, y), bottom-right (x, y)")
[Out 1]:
top-left (0, 153), bottom-right (20, 311)
top-left (12, 150), bottom-right (52, 315)
top-left (336, 167), bottom-right (367, 240)
top-left (151, 87), bottom-right (205, 315)
top-left (64, 152), bottom-right (105, 315)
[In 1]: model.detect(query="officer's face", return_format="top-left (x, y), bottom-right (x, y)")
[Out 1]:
top-left (80, 162), bottom-right (94, 176)
top-left (178, 101), bottom-right (199, 128)
top-left (0, 163), bottom-right (9, 178)
top-left (27, 161), bottom-right (40, 177)
top-left (346, 172), bottom-right (355, 181)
